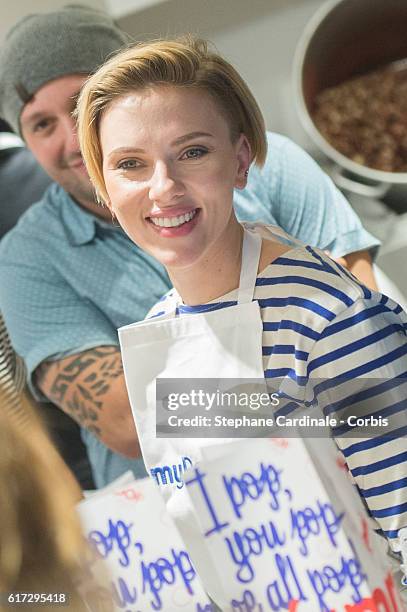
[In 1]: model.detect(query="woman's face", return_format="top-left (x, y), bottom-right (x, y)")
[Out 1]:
top-left (100, 85), bottom-right (250, 270)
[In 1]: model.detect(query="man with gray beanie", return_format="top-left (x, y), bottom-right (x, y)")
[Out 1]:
top-left (0, 5), bottom-right (380, 488)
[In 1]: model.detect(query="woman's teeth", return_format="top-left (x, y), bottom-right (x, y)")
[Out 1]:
top-left (150, 210), bottom-right (196, 228)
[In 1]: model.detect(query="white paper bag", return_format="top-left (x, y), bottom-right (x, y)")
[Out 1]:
top-left (182, 437), bottom-right (405, 611)
top-left (77, 477), bottom-right (211, 611)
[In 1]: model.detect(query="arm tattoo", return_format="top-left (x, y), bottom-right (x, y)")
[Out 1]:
top-left (36, 346), bottom-right (123, 435)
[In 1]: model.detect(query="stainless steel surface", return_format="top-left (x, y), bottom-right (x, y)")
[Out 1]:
top-left (294, 0), bottom-right (407, 211)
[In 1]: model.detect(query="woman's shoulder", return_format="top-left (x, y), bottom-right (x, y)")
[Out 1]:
top-left (258, 237), bottom-right (406, 337)
top-left (256, 239), bottom-right (375, 321)
top-left (257, 242), bottom-right (406, 381)
top-left (254, 223), bottom-right (365, 298)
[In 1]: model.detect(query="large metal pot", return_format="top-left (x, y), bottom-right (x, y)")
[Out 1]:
top-left (294, 0), bottom-right (407, 211)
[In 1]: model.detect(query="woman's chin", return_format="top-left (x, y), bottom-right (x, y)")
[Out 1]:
top-left (153, 248), bottom-right (204, 273)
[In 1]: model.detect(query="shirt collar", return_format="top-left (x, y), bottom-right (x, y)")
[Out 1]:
top-left (57, 185), bottom-right (112, 246)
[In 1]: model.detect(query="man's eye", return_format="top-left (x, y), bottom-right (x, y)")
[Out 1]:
top-left (181, 147), bottom-right (208, 160)
top-left (117, 159), bottom-right (140, 170)
top-left (33, 119), bottom-right (52, 133)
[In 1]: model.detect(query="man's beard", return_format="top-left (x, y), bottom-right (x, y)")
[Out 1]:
top-left (51, 157), bottom-right (96, 208)
top-left (64, 173), bottom-right (96, 208)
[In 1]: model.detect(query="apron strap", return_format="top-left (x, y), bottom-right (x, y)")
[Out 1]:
top-left (237, 227), bottom-right (262, 304)
top-left (171, 225), bottom-right (262, 311)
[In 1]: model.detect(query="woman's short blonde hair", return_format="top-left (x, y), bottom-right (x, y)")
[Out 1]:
top-left (77, 36), bottom-right (267, 204)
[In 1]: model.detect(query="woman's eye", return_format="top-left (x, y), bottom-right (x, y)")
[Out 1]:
top-left (118, 159), bottom-right (140, 170)
top-left (181, 147), bottom-right (208, 160)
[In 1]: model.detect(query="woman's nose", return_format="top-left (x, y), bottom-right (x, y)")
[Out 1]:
top-left (148, 161), bottom-right (183, 203)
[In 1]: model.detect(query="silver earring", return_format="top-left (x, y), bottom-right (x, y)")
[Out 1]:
top-left (244, 169), bottom-right (249, 178)
top-left (110, 210), bottom-right (121, 228)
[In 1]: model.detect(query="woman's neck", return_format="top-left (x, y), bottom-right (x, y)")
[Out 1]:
top-left (168, 221), bottom-right (244, 306)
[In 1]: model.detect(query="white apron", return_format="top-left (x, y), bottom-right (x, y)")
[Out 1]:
top-left (119, 225), bottom-right (266, 475)
top-left (119, 225), bottom-right (266, 606)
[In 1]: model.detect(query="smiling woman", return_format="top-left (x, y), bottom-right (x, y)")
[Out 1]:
top-left (98, 85), bottom-right (259, 288)
top-left (76, 36), bottom-right (407, 604)
top-left (77, 38), bottom-right (268, 296)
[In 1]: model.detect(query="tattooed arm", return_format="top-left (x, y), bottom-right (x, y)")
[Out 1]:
top-left (34, 346), bottom-right (140, 458)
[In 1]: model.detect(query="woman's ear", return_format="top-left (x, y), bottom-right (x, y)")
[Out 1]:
top-left (234, 133), bottom-right (252, 190)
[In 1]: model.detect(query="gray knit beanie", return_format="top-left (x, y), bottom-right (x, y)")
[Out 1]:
top-left (0, 4), bottom-right (130, 136)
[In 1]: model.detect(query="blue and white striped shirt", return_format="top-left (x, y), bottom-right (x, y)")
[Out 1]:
top-left (148, 227), bottom-right (407, 552)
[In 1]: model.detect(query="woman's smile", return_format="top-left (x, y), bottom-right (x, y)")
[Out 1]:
top-left (148, 208), bottom-right (200, 236)
top-left (100, 85), bottom-right (250, 273)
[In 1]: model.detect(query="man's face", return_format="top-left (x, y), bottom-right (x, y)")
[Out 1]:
top-left (20, 74), bottom-right (96, 208)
